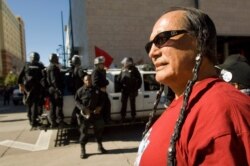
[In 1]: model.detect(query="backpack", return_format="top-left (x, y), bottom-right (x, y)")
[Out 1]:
top-left (24, 62), bottom-right (43, 91)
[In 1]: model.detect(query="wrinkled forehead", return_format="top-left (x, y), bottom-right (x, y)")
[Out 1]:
top-left (150, 11), bottom-right (187, 40)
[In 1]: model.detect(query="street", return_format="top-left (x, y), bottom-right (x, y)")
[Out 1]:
top-left (0, 102), bottom-right (144, 166)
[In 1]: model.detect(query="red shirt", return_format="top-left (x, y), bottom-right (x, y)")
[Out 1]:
top-left (135, 78), bottom-right (250, 166)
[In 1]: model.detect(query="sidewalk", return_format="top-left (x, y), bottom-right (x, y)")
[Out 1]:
top-left (0, 109), bottom-right (141, 166)
top-left (0, 140), bottom-right (139, 166)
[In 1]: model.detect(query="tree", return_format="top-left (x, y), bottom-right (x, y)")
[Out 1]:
top-left (4, 71), bottom-right (18, 86)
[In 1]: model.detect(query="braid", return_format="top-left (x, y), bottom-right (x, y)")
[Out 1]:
top-left (142, 84), bottom-right (165, 137)
top-left (167, 53), bottom-right (202, 166)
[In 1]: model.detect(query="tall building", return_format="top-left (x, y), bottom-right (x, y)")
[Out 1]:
top-left (68, 0), bottom-right (250, 68)
top-left (0, 0), bottom-right (26, 78)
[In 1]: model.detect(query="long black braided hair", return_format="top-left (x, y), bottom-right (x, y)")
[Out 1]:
top-left (142, 7), bottom-right (218, 166)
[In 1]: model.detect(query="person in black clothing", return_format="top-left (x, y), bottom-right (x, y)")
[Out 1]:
top-left (70, 55), bottom-right (87, 126)
top-left (3, 86), bottom-right (11, 105)
top-left (91, 56), bottom-right (111, 124)
top-left (75, 74), bottom-right (107, 159)
top-left (46, 53), bottom-right (67, 128)
top-left (217, 54), bottom-right (250, 96)
top-left (117, 57), bottom-right (142, 122)
top-left (18, 52), bottom-right (45, 127)
top-left (71, 55), bottom-right (87, 93)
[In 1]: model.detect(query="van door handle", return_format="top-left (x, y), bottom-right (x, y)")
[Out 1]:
top-left (113, 97), bottom-right (119, 100)
top-left (144, 95), bottom-right (150, 98)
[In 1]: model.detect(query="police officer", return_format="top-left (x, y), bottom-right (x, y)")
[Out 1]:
top-left (92, 56), bottom-right (111, 124)
top-left (117, 57), bottom-right (142, 122)
top-left (46, 53), bottom-right (67, 128)
top-left (18, 52), bottom-right (45, 127)
top-left (217, 54), bottom-right (250, 96)
top-left (75, 74), bottom-right (107, 159)
top-left (70, 55), bottom-right (87, 126)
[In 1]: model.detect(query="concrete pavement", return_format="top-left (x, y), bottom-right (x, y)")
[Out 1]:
top-left (0, 104), bottom-right (143, 166)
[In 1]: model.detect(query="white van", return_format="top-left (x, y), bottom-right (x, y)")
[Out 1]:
top-left (104, 68), bottom-right (166, 121)
top-left (42, 66), bottom-right (167, 125)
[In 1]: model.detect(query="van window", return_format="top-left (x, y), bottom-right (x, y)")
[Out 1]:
top-left (143, 74), bottom-right (160, 91)
top-left (114, 75), bottom-right (122, 93)
top-left (63, 74), bottom-right (74, 95)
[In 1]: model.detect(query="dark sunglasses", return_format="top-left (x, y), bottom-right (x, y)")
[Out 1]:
top-left (145, 30), bottom-right (188, 54)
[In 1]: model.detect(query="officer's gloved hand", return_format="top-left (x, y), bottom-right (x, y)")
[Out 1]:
top-left (49, 87), bottom-right (55, 94)
top-left (81, 109), bottom-right (90, 119)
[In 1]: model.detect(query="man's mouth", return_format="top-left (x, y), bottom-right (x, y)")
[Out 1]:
top-left (154, 62), bottom-right (168, 71)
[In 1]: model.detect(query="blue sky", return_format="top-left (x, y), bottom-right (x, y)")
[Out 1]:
top-left (5, 0), bottom-right (69, 66)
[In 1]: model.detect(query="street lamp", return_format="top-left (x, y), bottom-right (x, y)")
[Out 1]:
top-left (69, 0), bottom-right (74, 60)
top-left (61, 11), bottom-right (66, 67)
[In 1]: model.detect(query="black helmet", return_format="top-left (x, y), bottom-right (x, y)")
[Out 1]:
top-left (217, 54), bottom-right (250, 87)
top-left (121, 57), bottom-right (133, 66)
top-left (30, 52), bottom-right (40, 63)
top-left (72, 55), bottom-right (81, 66)
top-left (94, 56), bottom-right (105, 65)
top-left (49, 53), bottom-right (59, 64)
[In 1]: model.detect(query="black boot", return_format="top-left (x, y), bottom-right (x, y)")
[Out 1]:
top-left (98, 142), bottom-right (107, 154)
top-left (80, 144), bottom-right (87, 159)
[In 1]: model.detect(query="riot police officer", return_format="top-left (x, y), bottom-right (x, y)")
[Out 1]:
top-left (70, 55), bottom-right (87, 126)
top-left (70, 55), bottom-right (87, 93)
top-left (75, 74), bottom-right (107, 159)
top-left (217, 54), bottom-right (250, 96)
top-left (46, 53), bottom-right (67, 128)
top-left (117, 57), bottom-right (142, 122)
top-left (18, 52), bottom-right (45, 127)
top-left (91, 56), bottom-right (111, 124)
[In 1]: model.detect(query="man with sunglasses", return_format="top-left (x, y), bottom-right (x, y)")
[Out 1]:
top-left (135, 7), bottom-right (250, 166)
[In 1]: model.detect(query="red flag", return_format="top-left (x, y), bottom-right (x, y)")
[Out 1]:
top-left (94, 46), bottom-right (113, 68)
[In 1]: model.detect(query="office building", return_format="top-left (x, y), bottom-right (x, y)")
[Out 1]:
top-left (0, 0), bottom-right (26, 78)
top-left (68, 0), bottom-right (250, 68)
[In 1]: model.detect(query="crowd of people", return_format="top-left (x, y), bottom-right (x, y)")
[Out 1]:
top-left (17, 50), bottom-right (143, 158)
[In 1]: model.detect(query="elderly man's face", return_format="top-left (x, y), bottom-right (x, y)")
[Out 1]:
top-left (148, 11), bottom-right (197, 88)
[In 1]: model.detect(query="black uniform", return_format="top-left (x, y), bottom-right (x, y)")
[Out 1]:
top-left (91, 68), bottom-right (111, 123)
top-left (117, 65), bottom-right (142, 121)
top-left (75, 84), bottom-right (106, 157)
top-left (47, 63), bottom-right (65, 127)
top-left (70, 65), bottom-right (87, 125)
top-left (18, 62), bottom-right (45, 127)
top-left (3, 86), bottom-right (11, 105)
top-left (71, 66), bottom-right (87, 94)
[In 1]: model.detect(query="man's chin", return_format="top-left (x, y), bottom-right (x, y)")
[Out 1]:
top-left (155, 71), bottom-right (172, 83)
top-left (155, 73), bottom-right (166, 84)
